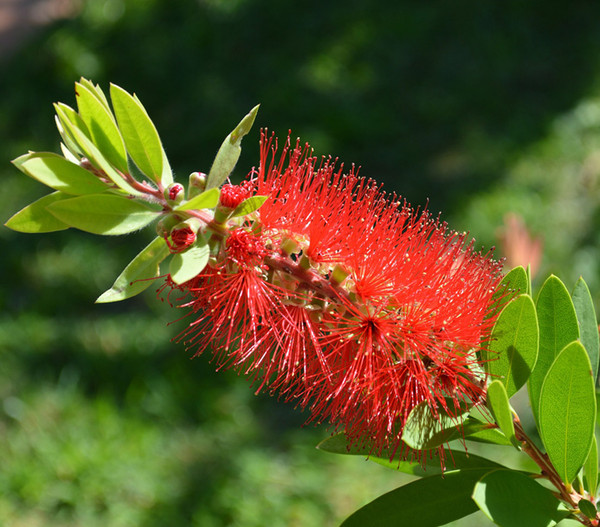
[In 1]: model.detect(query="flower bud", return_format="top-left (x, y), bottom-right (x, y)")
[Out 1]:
top-left (156, 213), bottom-right (182, 238)
top-left (188, 172), bottom-right (207, 199)
top-left (164, 183), bottom-right (185, 205)
top-left (168, 218), bottom-right (202, 253)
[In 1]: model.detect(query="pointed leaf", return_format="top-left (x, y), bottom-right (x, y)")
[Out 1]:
top-left (96, 236), bottom-right (169, 302)
top-left (47, 194), bottom-right (159, 235)
top-left (110, 84), bottom-right (172, 186)
top-left (529, 276), bottom-right (579, 423)
top-left (76, 82), bottom-right (128, 174)
top-left (488, 294), bottom-right (539, 397)
top-left (584, 435), bottom-right (598, 497)
top-left (206, 105), bottom-right (259, 189)
top-left (341, 468), bottom-right (491, 527)
top-left (175, 187), bottom-right (220, 211)
top-left (231, 195), bottom-right (268, 218)
top-left (54, 102), bottom-right (89, 157)
top-left (78, 77), bottom-right (110, 109)
top-left (5, 191), bottom-right (70, 233)
top-left (169, 239), bottom-right (210, 284)
top-left (317, 433), bottom-right (505, 477)
top-left (572, 277), bottom-right (599, 383)
top-left (473, 469), bottom-right (569, 527)
top-left (486, 381), bottom-right (519, 448)
top-left (12, 152), bottom-right (109, 195)
top-left (539, 341), bottom-right (596, 484)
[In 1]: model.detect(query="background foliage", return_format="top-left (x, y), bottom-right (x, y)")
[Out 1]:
top-left (2, 1), bottom-right (600, 525)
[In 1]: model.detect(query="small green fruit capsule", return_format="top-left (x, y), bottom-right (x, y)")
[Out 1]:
top-left (188, 172), bottom-right (207, 199)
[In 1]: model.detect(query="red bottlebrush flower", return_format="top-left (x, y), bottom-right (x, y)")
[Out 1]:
top-left (165, 130), bottom-right (504, 462)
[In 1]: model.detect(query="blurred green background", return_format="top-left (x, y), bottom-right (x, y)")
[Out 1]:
top-left (2, 1), bottom-right (600, 525)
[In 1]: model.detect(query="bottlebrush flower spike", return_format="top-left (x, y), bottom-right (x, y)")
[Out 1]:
top-left (166, 130), bottom-right (504, 461)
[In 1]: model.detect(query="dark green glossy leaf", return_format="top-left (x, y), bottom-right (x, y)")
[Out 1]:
top-left (110, 83), bottom-right (172, 186)
top-left (5, 191), bottom-right (70, 233)
top-left (578, 498), bottom-right (597, 520)
top-left (584, 435), bottom-right (598, 497)
top-left (401, 399), bottom-right (469, 450)
top-left (169, 239), bottom-right (210, 285)
top-left (473, 469), bottom-right (569, 527)
top-left (96, 236), bottom-right (169, 303)
top-left (488, 294), bottom-right (539, 397)
top-left (206, 105), bottom-right (259, 189)
top-left (175, 187), bottom-right (220, 211)
top-left (47, 194), bottom-right (159, 235)
top-left (529, 275), bottom-right (579, 423)
top-left (341, 469), bottom-right (491, 527)
top-left (572, 277), bottom-right (599, 383)
top-left (316, 433), bottom-right (504, 477)
top-left (486, 381), bottom-right (519, 448)
top-left (12, 152), bottom-right (109, 195)
top-left (231, 195), bottom-right (268, 218)
top-left (76, 81), bottom-right (128, 174)
top-left (539, 341), bottom-right (596, 484)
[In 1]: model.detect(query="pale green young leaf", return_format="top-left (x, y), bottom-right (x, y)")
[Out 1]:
top-left (60, 142), bottom-right (80, 163)
top-left (5, 191), bottom-right (71, 233)
top-left (528, 275), bottom-right (579, 424)
top-left (486, 381), bottom-right (519, 449)
top-left (169, 239), bottom-right (210, 285)
top-left (54, 102), bottom-right (90, 156)
top-left (12, 152), bottom-right (109, 195)
top-left (76, 81), bottom-right (129, 174)
top-left (487, 294), bottom-right (539, 397)
top-left (231, 195), bottom-right (268, 218)
top-left (472, 469), bottom-right (569, 527)
top-left (96, 236), bottom-right (169, 303)
top-left (572, 277), bottom-right (599, 383)
top-left (47, 194), bottom-right (159, 235)
top-left (206, 105), bottom-right (259, 189)
top-left (539, 341), bottom-right (596, 484)
top-left (175, 187), bottom-right (220, 211)
top-left (109, 83), bottom-right (172, 187)
top-left (341, 469), bottom-right (491, 527)
top-left (78, 77), bottom-right (111, 109)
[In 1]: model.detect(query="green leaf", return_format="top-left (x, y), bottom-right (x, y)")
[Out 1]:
top-left (584, 435), bottom-right (598, 497)
top-left (316, 433), bottom-right (505, 477)
top-left (110, 84), bottom-right (172, 187)
top-left (76, 81), bottom-right (129, 174)
top-left (78, 77), bottom-right (111, 109)
top-left (231, 195), bottom-right (268, 218)
top-left (341, 468), bottom-right (491, 527)
top-left (12, 152), bottom-right (109, 195)
top-left (175, 187), bottom-right (220, 211)
top-left (54, 102), bottom-right (90, 157)
top-left (488, 294), bottom-right (539, 397)
top-left (472, 469), bottom-right (569, 527)
top-left (206, 105), bottom-right (260, 189)
top-left (572, 277), bottom-right (599, 383)
top-left (529, 275), bottom-right (580, 423)
top-left (539, 341), bottom-right (596, 484)
top-left (47, 194), bottom-right (159, 235)
top-left (578, 498), bottom-right (597, 519)
top-left (169, 239), bottom-right (209, 284)
top-left (96, 236), bottom-right (169, 303)
top-left (486, 381), bottom-right (519, 448)
top-left (401, 399), bottom-right (470, 450)
top-left (5, 191), bottom-right (70, 233)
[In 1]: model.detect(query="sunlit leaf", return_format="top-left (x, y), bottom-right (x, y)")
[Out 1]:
top-left (572, 277), bottom-right (599, 383)
top-left (528, 275), bottom-right (579, 423)
top-left (175, 187), bottom-right (220, 211)
top-left (487, 294), bottom-right (538, 397)
top-left (169, 238), bottom-right (210, 284)
top-left (539, 341), bottom-right (596, 484)
top-left (486, 381), bottom-right (519, 448)
top-left (96, 236), bottom-right (169, 303)
top-left (584, 435), bottom-right (598, 498)
top-left (110, 83), bottom-right (172, 187)
top-left (47, 194), bottom-right (159, 235)
top-left (12, 152), bottom-right (109, 195)
top-left (5, 191), bottom-right (70, 233)
top-left (473, 469), bottom-right (569, 526)
top-left (231, 195), bottom-right (268, 218)
top-left (206, 105), bottom-right (259, 189)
